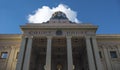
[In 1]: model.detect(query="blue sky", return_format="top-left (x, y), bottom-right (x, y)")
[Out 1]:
top-left (0, 0), bottom-right (120, 34)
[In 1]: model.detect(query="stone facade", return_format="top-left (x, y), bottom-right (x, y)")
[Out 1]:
top-left (0, 11), bottom-right (120, 70)
top-left (0, 34), bottom-right (21, 70)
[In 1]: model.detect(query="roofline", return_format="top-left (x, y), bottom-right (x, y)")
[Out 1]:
top-left (0, 34), bottom-right (22, 40)
top-left (20, 23), bottom-right (98, 30)
top-left (96, 34), bottom-right (120, 39)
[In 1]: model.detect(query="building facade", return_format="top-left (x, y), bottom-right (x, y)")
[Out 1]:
top-left (0, 11), bottom-right (120, 70)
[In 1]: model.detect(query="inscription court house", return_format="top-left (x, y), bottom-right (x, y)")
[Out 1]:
top-left (1, 11), bottom-right (120, 70)
top-left (16, 11), bottom-right (102, 70)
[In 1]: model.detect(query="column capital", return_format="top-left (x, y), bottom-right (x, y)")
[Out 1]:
top-left (85, 35), bottom-right (96, 39)
top-left (102, 45), bottom-right (109, 49)
top-left (21, 36), bottom-right (28, 38)
top-left (28, 36), bottom-right (33, 39)
top-left (91, 36), bottom-right (97, 39)
top-left (66, 36), bottom-right (72, 39)
top-left (46, 36), bottom-right (52, 39)
top-left (22, 36), bottom-right (33, 39)
top-left (31, 36), bottom-right (33, 38)
top-left (10, 46), bottom-right (16, 49)
top-left (85, 35), bottom-right (91, 39)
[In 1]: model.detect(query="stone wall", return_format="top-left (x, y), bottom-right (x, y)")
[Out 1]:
top-left (0, 34), bottom-right (120, 70)
top-left (97, 34), bottom-right (120, 70)
top-left (0, 34), bottom-right (21, 70)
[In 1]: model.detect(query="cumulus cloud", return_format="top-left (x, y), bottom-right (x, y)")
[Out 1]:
top-left (28, 4), bottom-right (80, 23)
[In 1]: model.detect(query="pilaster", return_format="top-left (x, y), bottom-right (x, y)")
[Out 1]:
top-left (103, 46), bottom-right (112, 70)
top-left (6, 46), bottom-right (15, 70)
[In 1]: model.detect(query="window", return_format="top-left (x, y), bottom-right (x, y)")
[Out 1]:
top-left (16, 52), bottom-right (19, 59)
top-left (99, 51), bottom-right (102, 58)
top-left (1, 52), bottom-right (8, 59)
top-left (110, 51), bottom-right (117, 58)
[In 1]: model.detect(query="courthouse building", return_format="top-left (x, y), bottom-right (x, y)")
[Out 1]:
top-left (0, 11), bottom-right (120, 70)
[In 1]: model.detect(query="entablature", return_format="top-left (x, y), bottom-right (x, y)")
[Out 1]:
top-left (20, 23), bottom-right (98, 37)
top-left (22, 29), bottom-right (96, 37)
top-left (96, 34), bottom-right (120, 40)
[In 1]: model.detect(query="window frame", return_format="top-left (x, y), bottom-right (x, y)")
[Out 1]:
top-left (110, 51), bottom-right (118, 58)
top-left (0, 52), bottom-right (8, 59)
top-left (99, 51), bottom-right (102, 58)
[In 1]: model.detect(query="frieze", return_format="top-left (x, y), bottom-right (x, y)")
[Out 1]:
top-left (0, 46), bottom-right (19, 51)
top-left (0, 46), bottom-right (12, 50)
top-left (0, 42), bottom-right (21, 47)
top-left (97, 41), bottom-right (120, 47)
top-left (25, 30), bottom-right (95, 36)
top-left (99, 44), bottom-right (119, 49)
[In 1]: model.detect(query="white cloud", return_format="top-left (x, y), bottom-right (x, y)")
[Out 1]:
top-left (28, 4), bottom-right (80, 23)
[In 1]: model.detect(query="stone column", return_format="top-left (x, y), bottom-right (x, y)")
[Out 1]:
top-left (6, 46), bottom-right (15, 70)
top-left (16, 36), bottom-right (27, 70)
top-left (117, 45), bottom-right (120, 58)
top-left (103, 46), bottom-right (112, 70)
top-left (45, 36), bottom-right (52, 70)
top-left (66, 36), bottom-right (73, 70)
top-left (85, 36), bottom-right (96, 70)
top-left (23, 36), bottom-right (33, 70)
top-left (91, 36), bottom-right (103, 70)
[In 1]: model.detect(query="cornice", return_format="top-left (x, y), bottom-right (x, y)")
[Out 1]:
top-left (20, 23), bottom-right (98, 32)
top-left (21, 23), bottom-right (98, 27)
top-left (96, 34), bottom-right (120, 40)
top-left (0, 34), bottom-right (22, 40)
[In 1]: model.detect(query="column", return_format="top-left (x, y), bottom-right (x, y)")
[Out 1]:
top-left (117, 45), bottom-right (120, 58)
top-left (85, 36), bottom-right (96, 70)
top-left (6, 46), bottom-right (15, 70)
top-left (16, 36), bottom-right (27, 70)
top-left (45, 36), bottom-right (52, 70)
top-left (23, 36), bottom-right (33, 70)
top-left (66, 36), bottom-right (73, 70)
top-left (103, 46), bottom-right (112, 70)
top-left (91, 36), bottom-right (103, 70)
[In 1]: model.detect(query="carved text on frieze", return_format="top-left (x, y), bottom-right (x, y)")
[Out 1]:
top-left (26, 30), bottom-right (95, 36)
